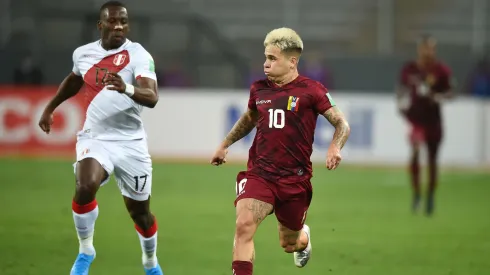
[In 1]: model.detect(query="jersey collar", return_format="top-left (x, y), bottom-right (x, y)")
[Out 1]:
top-left (97, 39), bottom-right (131, 53)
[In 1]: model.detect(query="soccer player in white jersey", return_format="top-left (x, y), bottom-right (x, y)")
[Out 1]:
top-left (38, 1), bottom-right (163, 274)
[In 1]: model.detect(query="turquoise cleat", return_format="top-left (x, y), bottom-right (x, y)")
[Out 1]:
top-left (70, 253), bottom-right (95, 275)
top-left (145, 264), bottom-right (163, 275)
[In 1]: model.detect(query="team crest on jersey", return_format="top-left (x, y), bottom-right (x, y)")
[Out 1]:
top-left (426, 74), bottom-right (436, 86)
top-left (287, 96), bottom-right (300, 112)
top-left (113, 54), bottom-right (127, 66)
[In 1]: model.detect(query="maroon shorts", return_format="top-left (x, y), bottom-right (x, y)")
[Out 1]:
top-left (409, 123), bottom-right (442, 144)
top-left (234, 171), bottom-right (312, 231)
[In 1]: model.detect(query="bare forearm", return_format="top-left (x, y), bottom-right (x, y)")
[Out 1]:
top-left (131, 87), bottom-right (159, 108)
top-left (323, 106), bottom-right (350, 149)
top-left (331, 121), bottom-right (350, 149)
top-left (222, 111), bottom-right (256, 148)
top-left (46, 73), bottom-right (83, 112)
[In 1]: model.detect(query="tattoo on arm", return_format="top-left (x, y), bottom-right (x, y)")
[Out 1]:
top-left (223, 108), bottom-right (258, 148)
top-left (323, 106), bottom-right (350, 149)
top-left (247, 199), bottom-right (273, 224)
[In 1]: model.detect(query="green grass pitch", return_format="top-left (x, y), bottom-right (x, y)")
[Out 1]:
top-left (0, 158), bottom-right (489, 275)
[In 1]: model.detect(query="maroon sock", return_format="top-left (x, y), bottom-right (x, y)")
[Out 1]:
top-left (232, 261), bottom-right (253, 275)
top-left (428, 158), bottom-right (438, 196)
top-left (427, 141), bottom-right (440, 197)
top-left (410, 158), bottom-right (420, 196)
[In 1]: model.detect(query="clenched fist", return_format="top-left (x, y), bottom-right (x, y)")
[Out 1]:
top-left (210, 146), bottom-right (228, 166)
top-left (38, 110), bottom-right (54, 134)
top-left (326, 145), bottom-right (342, 170)
top-left (104, 72), bottom-right (126, 93)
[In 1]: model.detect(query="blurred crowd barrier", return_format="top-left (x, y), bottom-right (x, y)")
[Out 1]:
top-left (1, 86), bottom-right (489, 168)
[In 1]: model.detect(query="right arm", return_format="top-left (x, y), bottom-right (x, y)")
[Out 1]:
top-left (397, 65), bottom-right (411, 113)
top-left (39, 72), bottom-right (84, 133)
top-left (44, 72), bottom-right (84, 113)
top-left (220, 108), bottom-right (258, 149)
top-left (211, 85), bottom-right (258, 165)
top-left (44, 49), bottom-right (85, 113)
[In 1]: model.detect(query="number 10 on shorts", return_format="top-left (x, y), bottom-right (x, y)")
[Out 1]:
top-left (236, 178), bottom-right (247, 197)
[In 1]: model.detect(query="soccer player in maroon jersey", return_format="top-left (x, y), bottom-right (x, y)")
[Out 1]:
top-left (397, 35), bottom-right (454, 216)
top-left (210, 28), bottom-right (350, 275)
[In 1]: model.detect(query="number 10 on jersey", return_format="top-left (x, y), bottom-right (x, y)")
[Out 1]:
top-left (268, 109), bottom-right (285, 129)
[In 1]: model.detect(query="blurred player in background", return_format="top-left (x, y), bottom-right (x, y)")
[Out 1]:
top-left (38, 1), bottom-right (163, 274)
top-left (211, 28), bottom-right (350, 275)
top-left (397, 34), bottom-right (453, 216)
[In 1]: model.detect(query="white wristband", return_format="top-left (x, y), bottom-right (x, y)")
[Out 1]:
top-left (124, 83), bottom-right (135, 97)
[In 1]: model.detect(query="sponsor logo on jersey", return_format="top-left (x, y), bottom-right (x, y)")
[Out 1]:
top-left (82, 54), bottom-right (98, 59)
top-left (256, 99), bottom-right (272, 105)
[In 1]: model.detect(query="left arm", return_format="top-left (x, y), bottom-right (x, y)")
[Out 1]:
top-left (312, 86), bottom-right (350, 170)
top-left (434, 88), bottom-right (454, 101)
top-left (433, 65), bottom-right (455, 102)
top-left (105, 47), bottom-right (159, 108)
top-left (322, 106), bottom-right (350, 150)
top-left (132, 77), bottom-right (159, 108)
top-left (105, 74), bottom-right (158, 108)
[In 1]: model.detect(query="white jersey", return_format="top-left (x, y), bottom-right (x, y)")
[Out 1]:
top-left (72, 39), bottom-right (156, 140)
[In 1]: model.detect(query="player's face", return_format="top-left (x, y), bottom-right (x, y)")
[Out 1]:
top-left (418, 41), bottom-right (436, 61)
top-left (264, 45), bottom-right (296, 80)
top-left (98, 6), bottom-right (129, 49)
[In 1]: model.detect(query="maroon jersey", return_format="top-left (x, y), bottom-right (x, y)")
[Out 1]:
top-left (246, 136), bottom-right (257, 170)
top-left (246, 75), bottom-right (334, 184)
top-left (399, 61), bottom-right (452, 126)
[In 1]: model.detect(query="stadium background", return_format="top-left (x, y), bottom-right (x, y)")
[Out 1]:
top-left (1, 0), bottom-right (489, 274)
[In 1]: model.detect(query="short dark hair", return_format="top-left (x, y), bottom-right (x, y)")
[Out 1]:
top-left (99, 1), bottom-right (126, 16)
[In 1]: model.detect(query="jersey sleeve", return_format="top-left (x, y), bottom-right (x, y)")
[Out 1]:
top-left (132, 47), bottom-right (157, 81)
top-left (72, 49), bottom-right (81, 76)
top-left (312, 83), bottom-right (335, 114)
top-left (438, 64), bottom-right (452, 92)
top-left (399, 64), bottom-right (411, 86)
top-left (247, 83), bottom-right (257, 111)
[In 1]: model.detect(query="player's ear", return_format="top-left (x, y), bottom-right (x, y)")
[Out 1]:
top-left (97, 20), bottom-right (102, 31)
top-left (290, 56), bottom-right (298, 69)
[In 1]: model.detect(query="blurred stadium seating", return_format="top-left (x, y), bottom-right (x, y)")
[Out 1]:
top-left (1, 0), bottom-right (489, 89)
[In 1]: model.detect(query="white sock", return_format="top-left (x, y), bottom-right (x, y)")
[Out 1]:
top-left (137, 231), bottom-right (158, 269)
top-left (72, 204), bottom-right (99, 255)
top-left (303, 225), bottom-right (311, 251)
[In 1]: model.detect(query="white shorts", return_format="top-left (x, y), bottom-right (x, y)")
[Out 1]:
top-left (73, 137), bottom-right (153, 201)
